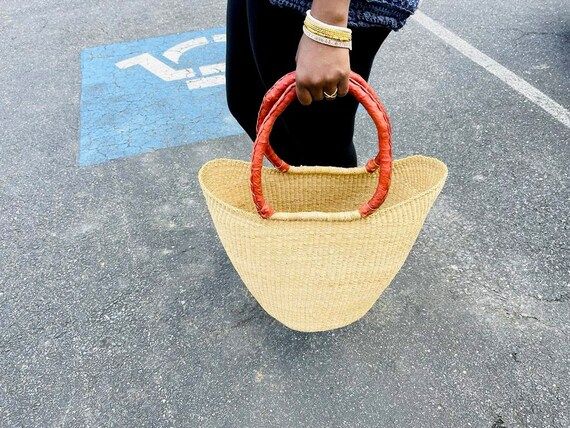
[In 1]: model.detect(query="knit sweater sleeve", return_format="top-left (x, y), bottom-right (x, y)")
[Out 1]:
top-left (267, 0), bottom-right (421, 30)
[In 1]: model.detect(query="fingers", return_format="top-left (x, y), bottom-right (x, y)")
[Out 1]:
top-left (323, 81), bottom-right (338, 102)
top-left (295, 73), bottom-right (323, 105)
top-left (295, 85), bottom-right (313, 106)
top-left (309, 85), bottom-right (325, 102)
top-left (295, 70), bottom-right (350, 105)
top-left (337, 73), bottom-right (349, 97)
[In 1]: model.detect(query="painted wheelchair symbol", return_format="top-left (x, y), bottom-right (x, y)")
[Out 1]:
top-left (115, 34), bottom-right (226, 90)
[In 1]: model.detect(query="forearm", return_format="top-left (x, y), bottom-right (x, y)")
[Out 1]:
top-left (310, 0), bottom-right (350, 26)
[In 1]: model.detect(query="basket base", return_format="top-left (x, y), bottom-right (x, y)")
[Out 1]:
top-left (263, 304), bottom-right (374, 333)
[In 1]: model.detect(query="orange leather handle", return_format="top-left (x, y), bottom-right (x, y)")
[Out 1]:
top-left (250, 71), bottom-right (393, 219)
top-left (255, 71), bottom-right (393, 172)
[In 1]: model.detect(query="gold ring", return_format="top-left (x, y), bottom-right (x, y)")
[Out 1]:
top-left (323, 88), bottom-right (338, 100)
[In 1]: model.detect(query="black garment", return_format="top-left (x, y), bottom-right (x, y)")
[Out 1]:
top-left (226, 0), bottom-right (391, 167)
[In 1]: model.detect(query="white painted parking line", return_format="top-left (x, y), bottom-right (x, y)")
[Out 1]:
top-left (116, 53), bottom-right (196, 81)
top-left (413, 11), bottom-right (570, 129)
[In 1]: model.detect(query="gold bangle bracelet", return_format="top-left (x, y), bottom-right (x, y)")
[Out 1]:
top-left (303, 21), bottom-right (352, 42)
top-left (303, 24), bottom-right (352, 44)
top-left (305, 9), bottom-right (352, 34)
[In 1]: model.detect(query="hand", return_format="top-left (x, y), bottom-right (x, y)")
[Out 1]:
top-left (294, 0), bottom-right (351, 105)
top-left (295, 34), bottom-right (350, 105)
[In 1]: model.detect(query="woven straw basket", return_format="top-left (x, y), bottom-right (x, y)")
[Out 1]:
top-left (198, 71), bottom-right (448, 332)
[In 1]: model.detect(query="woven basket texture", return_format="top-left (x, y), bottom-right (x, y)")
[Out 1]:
top-left (198, 154), bottom-right (448, 332)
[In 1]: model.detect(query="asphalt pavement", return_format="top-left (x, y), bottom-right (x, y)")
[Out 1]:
top-left (0, 0), bottom-right (569, 426)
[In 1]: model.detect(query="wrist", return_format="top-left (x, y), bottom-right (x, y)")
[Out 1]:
top-left (310, 0), bottom-right (350, 27)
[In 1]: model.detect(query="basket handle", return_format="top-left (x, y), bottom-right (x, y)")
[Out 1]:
top-left (251, 71), bottom-right (393, 219)
top-left (255, 71), bottom-right (393, 172)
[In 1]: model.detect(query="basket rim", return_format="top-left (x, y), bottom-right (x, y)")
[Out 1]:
top-left (198, 154), bottom-right (448, 223)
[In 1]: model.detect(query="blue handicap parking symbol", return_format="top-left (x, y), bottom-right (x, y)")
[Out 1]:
top-left (79, 27), bottom-right (242, 165)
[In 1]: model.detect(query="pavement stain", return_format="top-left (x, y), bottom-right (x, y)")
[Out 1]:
top-left (492, 415), bottom-right (506, 428)
top-left (530, 291), bottom-right (570, 303)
